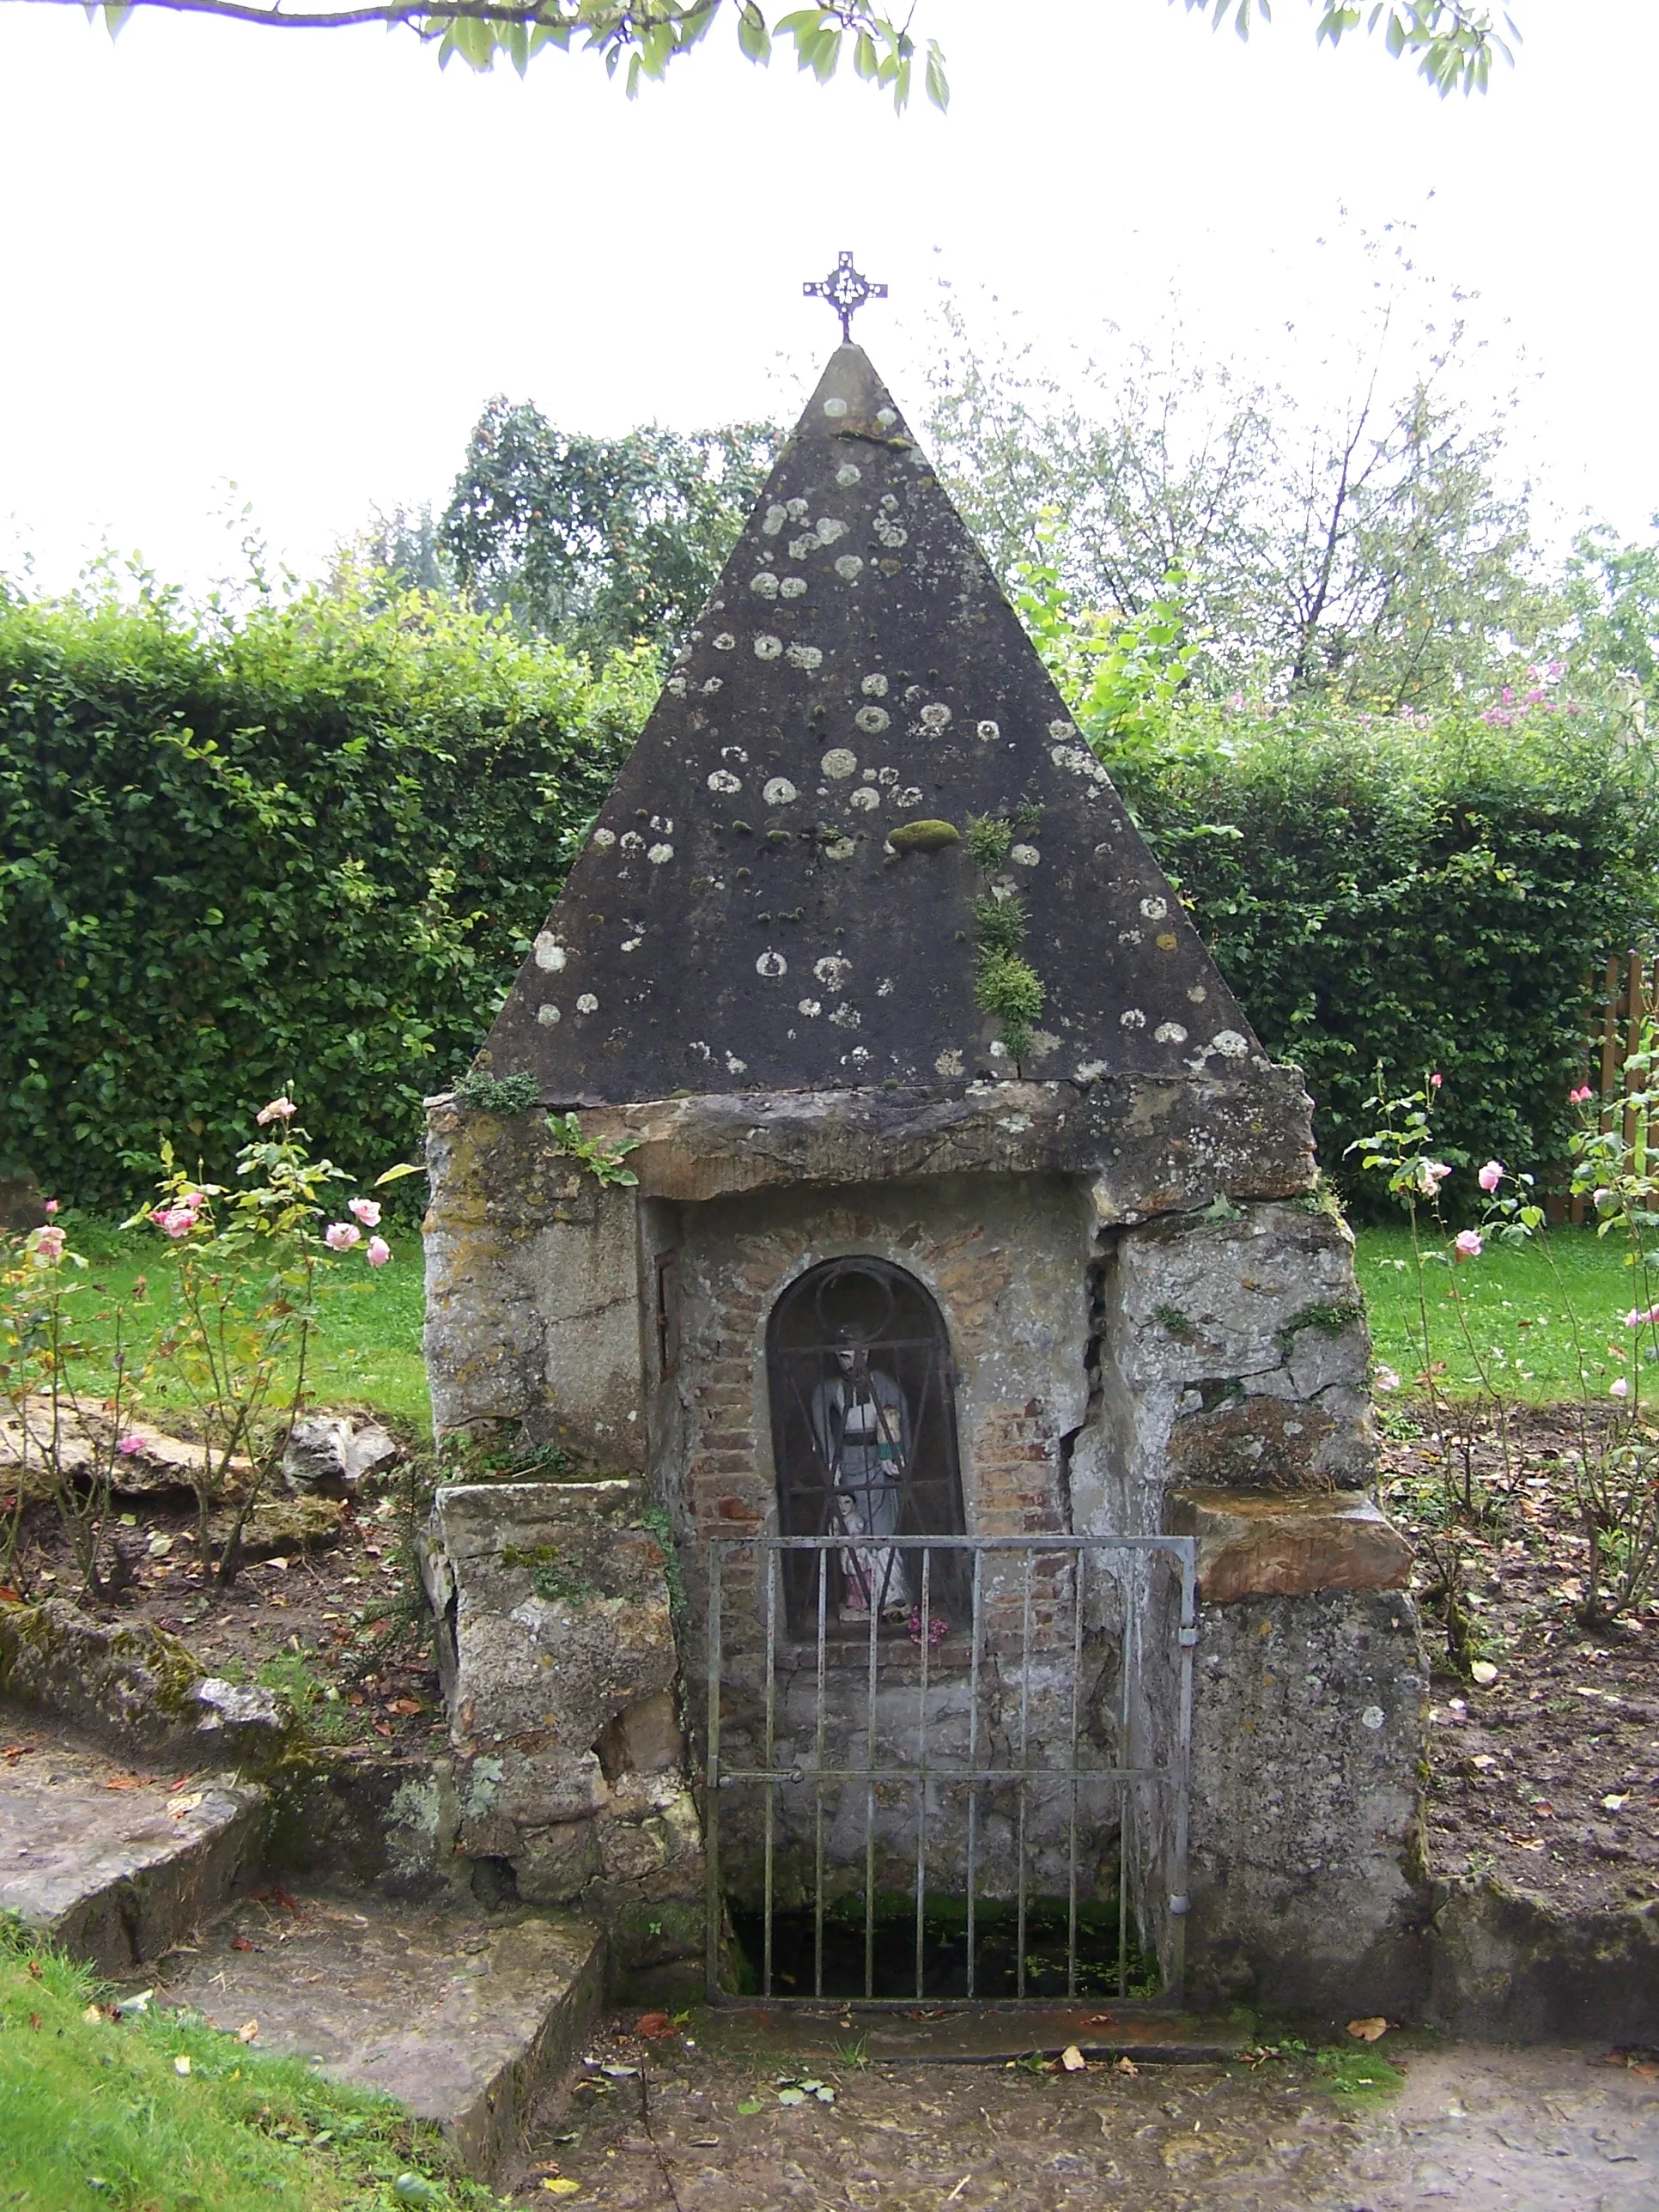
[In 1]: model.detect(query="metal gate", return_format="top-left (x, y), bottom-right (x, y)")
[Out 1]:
top-left (703, 1531), bottom-right (1196, 2009)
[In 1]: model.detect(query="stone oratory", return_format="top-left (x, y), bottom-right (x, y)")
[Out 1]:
top-left (420, 337), bottom-right (1427, 2016)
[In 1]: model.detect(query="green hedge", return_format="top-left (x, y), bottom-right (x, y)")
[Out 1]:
top-left (1107, 702), bottom-right (1659, 1214)
top-left (0, 580), bottom-right (651, 1208)
top-left (3, 586), bottom-right (1654, 1218)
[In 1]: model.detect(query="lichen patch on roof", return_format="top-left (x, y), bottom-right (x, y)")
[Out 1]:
top-left (484, 345), bottom-right (1262, 1105)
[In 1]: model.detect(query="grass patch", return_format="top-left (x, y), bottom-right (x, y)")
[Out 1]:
top-left (1312, 2045), bottom-right (1407, 2108)
top-left (46, 1218), bottom-right (1634, 1440)
top-left (0, 1921), bottom-right (491, 2210)
top-left (1354, 1223), bottom-right (1640, 1403)
top-left (47, 1215), bottom-right (429, 1435)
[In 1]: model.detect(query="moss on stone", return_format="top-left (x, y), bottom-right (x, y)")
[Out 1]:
top-left (887, 819), bottom-right (960, 854)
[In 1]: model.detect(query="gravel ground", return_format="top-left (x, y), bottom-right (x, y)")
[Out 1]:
top-left (512, 2012), bottom-right (1659, 2212)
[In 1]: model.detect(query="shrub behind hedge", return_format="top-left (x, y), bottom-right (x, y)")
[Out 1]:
top-left (0, 580), bottom-right (651, 1207)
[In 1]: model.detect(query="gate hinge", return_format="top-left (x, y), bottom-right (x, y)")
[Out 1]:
top-left (1167, 1894), bottom-right (1190, 1917)
top-left (1178, 1626), bottom-right (1199, 1647)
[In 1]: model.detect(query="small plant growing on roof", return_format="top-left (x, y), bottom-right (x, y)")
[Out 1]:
top-left (964, 816), bottom-right (1045, 1072)
top-left (545, 1112), bottom-right (641, 1188)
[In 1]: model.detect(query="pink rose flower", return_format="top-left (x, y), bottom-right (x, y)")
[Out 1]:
top-left (1429, 1073), bottom-right (1443, 1089)
top-left (1478, 1161), bottom-right (1504, 1194)
top-left (117, 1435), bottom-right (145, 1455)
top-left (1373, 1364), bottom-right (1401, 1392)
top-left (1611, 1377), bottom-right (1630, 1399)
top-left (256, 1097), bottom-right (297, 1125)
top-left (34, 1224), bottom-right (66, 1262)
top-left (1570, 1085), bottom-right (1594, 1104)
top-left (1416, 1159), bottom-right (1452, 1194)
top-left (324, 1222), bottom-right (361, 1252)
top-left (161, 1206), bottom-right (198, 1239)
top-left (44, 1199), bottom-right (59, 1216)
top-left (1625, 1309), bottom-right (1645, 1328)
top-left (347, 1197), bottom-right (381, 1227)
top-left (1454, 1230), bottom-right (1482, 1260)
top-left (365, 1237), bottom-right (392, 1268)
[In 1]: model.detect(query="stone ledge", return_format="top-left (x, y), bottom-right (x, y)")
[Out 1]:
top-left (1170, 1486), bottom-right (1413, 1601)
top-left (425, 1067), bottom-right (1316, 1214)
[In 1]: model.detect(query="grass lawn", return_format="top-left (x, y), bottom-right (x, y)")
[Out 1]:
top-left (43, 1212), bottom-right (1650, 1436)
top-left (52, 1212), bottom-right (430, 1437)
top-left (0, 1928), bottom-right (489, 2212)
top-left (1353, 1218), bottom-right (1650, 1402)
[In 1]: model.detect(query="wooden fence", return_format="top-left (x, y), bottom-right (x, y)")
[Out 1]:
top-left (1554, 950), bottom-right (1659, 1224)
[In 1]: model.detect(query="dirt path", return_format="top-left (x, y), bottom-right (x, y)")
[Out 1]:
top-left (513, 2015), bottom-right (1659, 2212)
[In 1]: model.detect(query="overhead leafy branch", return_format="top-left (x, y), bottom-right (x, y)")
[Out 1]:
top-left (54, 0), bottom-right (1518, 93)
top-left (1179, 0), bottom-right (1520, 96)
top-left (63, 0), bottom-right (951, 98)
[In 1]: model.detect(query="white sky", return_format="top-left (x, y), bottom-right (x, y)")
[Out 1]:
top-left (0, 0), bottom-right (1653, 596)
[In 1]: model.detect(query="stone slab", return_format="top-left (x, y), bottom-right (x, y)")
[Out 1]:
top-left (1426, 1877), bottom-right (1659, 2043)
top-left (1170, 1486), bottom-right (1413, 1601)
top-left (162, 1888), bottom-right (605, 2179)
top-left (0, 1596), bottom-right (286, 1760)
top-left (427, 1067), bottom-right (1316, 1216)
top-left (0, 1717), bottom-right (265, 1975)
top-left (697, 2002), bottom-right (1247, 2066)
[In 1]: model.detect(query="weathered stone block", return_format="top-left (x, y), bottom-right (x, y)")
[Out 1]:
top-left (1185, 1587), bottom-right (1429, 2016)
top-left (422, 1480), bottom-right (676, 1754)
top-left (422, 1480), bottom-right (703, 1917)
top-left (1170, 1486), bottom-right (1413, 1602)
top-left (1111, 1201), bottom-right (1367, 1390)
top-left (424, 1107), bottom-right (645, 1465)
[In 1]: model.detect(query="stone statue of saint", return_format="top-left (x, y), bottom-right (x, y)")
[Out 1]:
top-left (811, 1338), bottom-right (912, 1620)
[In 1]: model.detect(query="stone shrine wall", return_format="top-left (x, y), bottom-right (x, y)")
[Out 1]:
top-left (421, 1073), bottom-right (1428, 2013)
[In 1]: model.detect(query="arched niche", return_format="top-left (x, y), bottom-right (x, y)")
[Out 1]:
top-left (766, 1255), bottom-right (967, 1638)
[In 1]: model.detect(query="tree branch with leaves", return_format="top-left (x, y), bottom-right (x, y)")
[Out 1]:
top-left (33, 0), bottom-right (1522, 97)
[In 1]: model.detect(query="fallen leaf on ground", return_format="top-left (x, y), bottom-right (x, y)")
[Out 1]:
top-left (173, 2055), bottom-right (191, 2075)
top-left (103, 1776), bottom-right (144, 1792)
top-left (388, 1698), bottom-right (422, 1717)
top-left (1060, 2045), bottom-right (1086, 2072)
top-left (1602, 1793), bottom-right (1629, 1811)
top-left (167, 1792), bottom-right (205, 1818)
top-left (1346, 2017), bottom-right (1389, 2042)
top-left (1469, 1661), bottom-right (1498, 1686)
top-left (236, 2020), bottom-right (258, 2043)
top-left (1115, 2056), bottom-right (1139, 2076)
top-left (229, 1936), bottom-right (254, 1953)
top-left (634, 2011), bottom-right (675, 2039)
top-left (82, 2004), bottom-right (106, 2026)
top-left (542, 2184), bottom-right (581, 2199)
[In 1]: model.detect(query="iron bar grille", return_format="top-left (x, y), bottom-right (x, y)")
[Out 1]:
top-left (702, 1532), bottom-right (1197, 2010)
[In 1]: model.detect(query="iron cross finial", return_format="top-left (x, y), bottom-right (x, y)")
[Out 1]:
top-left (804, 250), bottom-right (888, 344)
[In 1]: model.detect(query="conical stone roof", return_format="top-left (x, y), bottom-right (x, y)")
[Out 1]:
top-left (483, 346), bottom-right (1263, 1106)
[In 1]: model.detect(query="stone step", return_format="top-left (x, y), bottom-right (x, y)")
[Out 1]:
top-left (0, 1717), bottom-right (266, 1975)
top-left (160, 1887), bottom-right (607, 2179)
